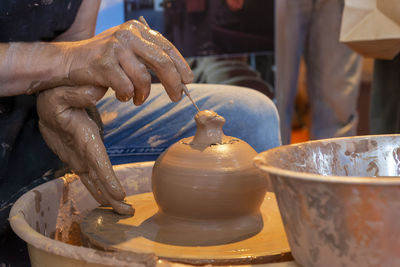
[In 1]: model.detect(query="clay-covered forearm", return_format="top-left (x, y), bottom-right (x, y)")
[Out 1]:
top-left (0, 42), bottom-right (71, 96)
top-left (0, 0), bottom-right (100, 97)
top-left (0, 18), bottom-right (193, 102)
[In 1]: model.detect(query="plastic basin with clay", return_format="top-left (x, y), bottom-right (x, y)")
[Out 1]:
top-left (253, 134), bottom-right (400, 267)
top-left (9, 162), bottom-right (157, 267)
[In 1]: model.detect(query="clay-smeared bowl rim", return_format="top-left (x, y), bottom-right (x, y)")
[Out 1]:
top-left (8, 178), bottom-right (133, 266)
top-left (254, 134), bottom-right (400, 186)
top-left (9, 162), bottom-right (157, 267)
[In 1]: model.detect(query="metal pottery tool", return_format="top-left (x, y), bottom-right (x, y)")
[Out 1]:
top-left (182, 84), bottom-right (200, 112)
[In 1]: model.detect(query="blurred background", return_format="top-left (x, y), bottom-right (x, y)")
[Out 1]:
top-left (96, 0), bottom-right (373, 144)
top-left (96, 0), bottom-right (275, 97)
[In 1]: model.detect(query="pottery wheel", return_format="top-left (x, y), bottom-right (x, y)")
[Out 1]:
top-left (81, 192), bottom-right (291, 265)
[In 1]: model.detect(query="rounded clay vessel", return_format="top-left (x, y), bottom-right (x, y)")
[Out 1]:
top-left (152, 110), bottom-right (267, 220)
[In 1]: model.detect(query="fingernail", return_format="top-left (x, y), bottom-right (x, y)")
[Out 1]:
top-left (117, 93), bottom-right (131, 102)
top-left (134, 94), bottom-right (145, 105)
top-left (116, 201), bottom-right (135, 216)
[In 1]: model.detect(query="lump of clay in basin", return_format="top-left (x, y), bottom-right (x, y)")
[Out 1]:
top-left (152, 110), bottom-right (268, 221)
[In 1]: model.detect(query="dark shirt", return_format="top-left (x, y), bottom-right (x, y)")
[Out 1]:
top-left (0, 0), bottom-right (82, 237)
top-left (0, 0), bottom-right (82, 42)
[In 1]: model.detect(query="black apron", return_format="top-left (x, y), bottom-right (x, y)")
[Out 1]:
top-left (0, 0), bottom-right (82, 264)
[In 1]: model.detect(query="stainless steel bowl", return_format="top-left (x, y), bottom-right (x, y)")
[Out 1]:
top-left (254, 135), bottom-right (400, 267)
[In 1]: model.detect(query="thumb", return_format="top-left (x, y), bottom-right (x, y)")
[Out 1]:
top-left (63, 86), bottom-right (108, 108)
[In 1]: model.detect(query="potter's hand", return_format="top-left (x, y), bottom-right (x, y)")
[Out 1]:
top-left (1, 18), bottom-right (193, 99)
top-left (65, 18), bottom-right (193, 104)
top-left (37, 86), bottom-right (134, 215)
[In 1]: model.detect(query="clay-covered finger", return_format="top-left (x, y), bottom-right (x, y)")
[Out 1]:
top-left (79, 172), bottom-right (109, 206)
top-left (87, 152), bottom-right (133, 215)
top-left (132, 20), bottom-right (194, 83)
top-left (108, 197), bottom-right (135, 215)
top-left (85, 138), bottom-right (126, 201)
top-left (74, 58), bottom-right (134, 102)
top-left (94, 177), bottom-right (135, 215)
top-left (93, 161), bottom-right (126, 202)
top-left (107, 66), bottom-right (135, 102)
top-left (69, 56), bottom-right (134, 102)
top-left (69, 116), bottom-right (126, 201)
top-left (126, 37), bottom-right (184, 101)
top-left (118, 49), bottom-right (151, 105)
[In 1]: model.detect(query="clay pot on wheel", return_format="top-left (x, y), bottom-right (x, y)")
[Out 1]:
top-left (152, 110), bottom-right (267, 243)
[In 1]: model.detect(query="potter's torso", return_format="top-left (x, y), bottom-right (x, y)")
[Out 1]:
top-left (0, 0), bottom-right (82, 42)
top-left (0, 0), bottom-right (83, 233)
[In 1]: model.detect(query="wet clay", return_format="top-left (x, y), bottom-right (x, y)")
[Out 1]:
top-left (0, 19), bottom-right (192, 102)
top-left (33, 190), bottom-right (42, 213)
top-left (53, 173), bottom-right (86, 246)
top-left (78, 110), bottom-right (291, 264)
top-left (81, 192), bottom-right (291, 265)
top-left (152, 109), bottom-right (267, 220)
top-left (191, 110), bottom-right (226, 147)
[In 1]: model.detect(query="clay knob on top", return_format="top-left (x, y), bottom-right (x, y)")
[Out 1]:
top-left (192, 110), bottom-right (226, 147)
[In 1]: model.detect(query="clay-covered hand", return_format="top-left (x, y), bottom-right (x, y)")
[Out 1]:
top-left (64, 18), bottom-right (193, 105)
top-left (37, 86), bottom-right (134, 215)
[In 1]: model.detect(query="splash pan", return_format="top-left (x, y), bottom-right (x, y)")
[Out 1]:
top-left (9, 162), bottom-right (157, 267)
top-left (10, 161), bottom-right (291, 266)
